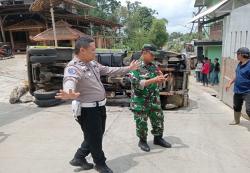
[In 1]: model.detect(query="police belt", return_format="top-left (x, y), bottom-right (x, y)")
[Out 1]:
top-left (81, 99), bottom-right (106, 108)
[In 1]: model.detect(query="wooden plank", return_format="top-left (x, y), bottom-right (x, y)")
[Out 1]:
top-left (30, 0), bottom-right (94, 12)
top-left (9, 31), bottom-right (14, 50)
top-left (0, 16), bottom-right (6, 43)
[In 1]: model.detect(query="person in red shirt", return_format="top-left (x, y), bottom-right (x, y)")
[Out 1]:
top-left (201, 57), bottom-right (210, 86)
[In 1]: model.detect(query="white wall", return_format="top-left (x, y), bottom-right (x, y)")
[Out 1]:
top-left (220, 2), bottom-right (249, 114)
top-left (222, 3), bottom-right (250, 59)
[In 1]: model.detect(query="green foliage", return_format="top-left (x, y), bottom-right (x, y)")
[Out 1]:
top-left (78, 0), bottom-right (169, 50)
top-left (166, 32), bottom-right (199, 53)
top-left (148, 19), bottom-right (169, 48)
top-left (78, 0), bottom-right (121, 22)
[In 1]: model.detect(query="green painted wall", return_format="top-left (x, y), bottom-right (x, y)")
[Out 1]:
top-left (204, 46), bottom-right (222, 63)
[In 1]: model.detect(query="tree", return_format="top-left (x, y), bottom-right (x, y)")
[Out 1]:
top-left (166, 32), bottom-right (199, 53)
top-left (78, 0), bottom-right (170, 50)
top-left (148, 18), bottom-right (168, 48)
top-left (78, 0), bottom-right (121, 22)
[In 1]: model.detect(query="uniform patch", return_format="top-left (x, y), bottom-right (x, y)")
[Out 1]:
top-left (68, 68), bottom-right (77, 75)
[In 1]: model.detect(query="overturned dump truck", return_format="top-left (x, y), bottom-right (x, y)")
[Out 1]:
top-left (27, 47), bottom-right (189, 108)
top-left (26, 47), bottom-right (131, 107)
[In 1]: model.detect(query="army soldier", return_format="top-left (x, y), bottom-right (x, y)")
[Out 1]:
top-left (56, 36), bottom-right (139, 173)
top-left (128, 44), bottom-right (172, 152)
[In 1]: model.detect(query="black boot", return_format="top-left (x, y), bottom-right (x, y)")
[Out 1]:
top-left (154, 136), bottom-right (172, 148)
top-left (138, 138), bottom-right (150, 152)
top-left (95, 163), bottom-right (113, 173)
top-left (69, 158), bottom-right (94, 170)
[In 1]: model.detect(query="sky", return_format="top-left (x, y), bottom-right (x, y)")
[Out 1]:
top-left (119, 0), bottom-right (196, 33)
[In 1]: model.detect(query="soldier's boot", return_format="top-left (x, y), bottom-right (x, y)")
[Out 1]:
top-left (138, 138), bottom-right (150, 152)
top-left (154, 136), bottom-right (172, 148)
top-left (229, 111), bottom-right (241, 125)
top-left (69, 158), bottom-right (94, 170)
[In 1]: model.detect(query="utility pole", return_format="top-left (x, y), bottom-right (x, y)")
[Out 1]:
top-left (50, 0), bottom-right (58, 47)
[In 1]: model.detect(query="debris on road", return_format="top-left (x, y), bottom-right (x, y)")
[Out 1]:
top-left (9, 81), bottom-right (34, 104)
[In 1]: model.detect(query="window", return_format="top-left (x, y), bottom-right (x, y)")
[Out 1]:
top-left (230, 32), bottom-right (233, 58)
top-left (245, 31), bottom-right (248, 47)
top-left (240, 31), bottom-right (242, 47)
top-left (234, 31), bottom-right (237, 54)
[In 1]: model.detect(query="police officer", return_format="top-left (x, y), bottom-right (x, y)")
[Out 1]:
top-left (226, 47), bottom-right (250, 125)
top-left (56, 36), bottom-right (139, 173)
top-left (128, 44), bottom-right (172, 152)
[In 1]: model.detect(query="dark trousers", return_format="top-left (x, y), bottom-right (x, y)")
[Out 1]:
top-left (211, 71), bottom-right (219, 85)
top-left (74, 106), bottom-right (107, 165)
top-left (195, 71), bottom-right (201, 82)
top-left (202, 73), bottom-right (209, 86)
top-left (233, 93), bottom-right (250, 116)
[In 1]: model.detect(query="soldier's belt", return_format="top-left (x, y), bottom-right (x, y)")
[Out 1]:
top-left (81, 99), bottom-right (106, 108)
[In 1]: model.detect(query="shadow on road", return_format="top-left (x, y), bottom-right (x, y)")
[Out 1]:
top-left (106, 150), bottom-right (164, 173)
top-left (165, 98), bottom-right (199, 113)
top-left (0, 102), bottom-right (42, 127)
top-left (73, 136), bottom-right (188, 173)
top-left (238, 121), bottom-right (250, 131)
top-left (149, 136), bottom-right (189, 150)
top-left (0, 132), bottom-right (10, 143)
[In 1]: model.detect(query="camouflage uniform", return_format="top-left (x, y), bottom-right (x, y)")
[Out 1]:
top-left (129, 59), bottom-right (164, 140)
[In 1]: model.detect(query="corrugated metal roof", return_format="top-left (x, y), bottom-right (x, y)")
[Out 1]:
top-left (189, 0), bottom-right (229, 23)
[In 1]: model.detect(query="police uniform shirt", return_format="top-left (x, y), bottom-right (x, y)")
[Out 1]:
top-left (63, 56), bottom-right (130, 103)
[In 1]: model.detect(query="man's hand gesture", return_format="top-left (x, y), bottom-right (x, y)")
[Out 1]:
top-left (154, 75), bottom-right (166, 84)
top-left (129, 60), bottom-right (140, 70)
top-left (55, 89), bottom-right (80, 100)
top-left (225, 83), bottom-right (232, 92)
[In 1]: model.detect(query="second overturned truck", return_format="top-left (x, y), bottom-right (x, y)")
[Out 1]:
top-left (26, 47), bottom-right (189, 109)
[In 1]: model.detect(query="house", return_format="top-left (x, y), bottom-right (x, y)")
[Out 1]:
top-left (190, 0), bottom-right (250, 113)
top-left (0, 0), bottom-right (122, 52)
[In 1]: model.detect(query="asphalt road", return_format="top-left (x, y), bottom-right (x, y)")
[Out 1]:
top-left (0, 56), bottom-right (250, 173)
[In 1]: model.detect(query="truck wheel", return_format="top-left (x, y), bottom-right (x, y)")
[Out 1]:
top-left (30, 55), bottom-right (57, 63)
top-left (34, 90), bottom-right (59, 100)
top-left (28, 48), bottom-right (57, 56)
top-left (34, 98), bottom-right (63, 107)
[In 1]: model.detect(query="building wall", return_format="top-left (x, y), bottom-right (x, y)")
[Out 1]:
top-left (222, 3), bottom-right (250, 59)
top-left (204, 45), bottom-right (222, 63)
top-left (220, 3), bottom-right (250, 114)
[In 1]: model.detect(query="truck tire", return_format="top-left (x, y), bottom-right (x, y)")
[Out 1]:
top-left (28, 49), bottom-right (57, 56)
top-left (34, 98), bottom-right (63, 107)
top-left (30, 55), bottom-right (58, 63)
top-left (34, 90), bottom-right (58, 100)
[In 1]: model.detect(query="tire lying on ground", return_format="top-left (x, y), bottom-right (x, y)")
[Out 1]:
top-left (34, 90), bottom-right (59, 100)
top-left (33, 90), bottom-right (63, 107)
top-left (34, 98), bottom-right (64, 107)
